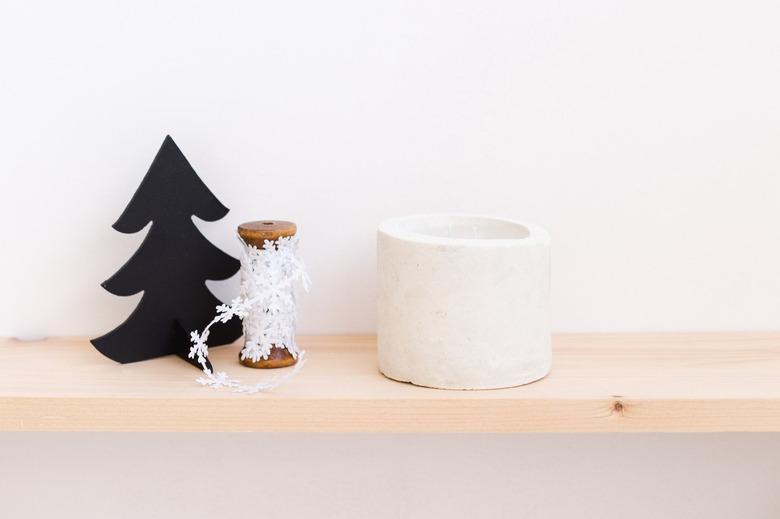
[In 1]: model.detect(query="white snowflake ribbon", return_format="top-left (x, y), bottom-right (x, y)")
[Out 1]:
top-left (195, 351), bottom-right (307, 395)
top-left (188, 234), bottom-right (310, 394)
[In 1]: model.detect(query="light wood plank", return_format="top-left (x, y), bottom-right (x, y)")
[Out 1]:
top-left (1, 334), bottom-right (780, 432)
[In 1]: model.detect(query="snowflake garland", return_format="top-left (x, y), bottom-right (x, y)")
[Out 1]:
top-left (188, 234), bottom-right (310, 394)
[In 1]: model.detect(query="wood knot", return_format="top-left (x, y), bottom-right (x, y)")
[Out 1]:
top-left (612, 400), bottom-right (625, 416)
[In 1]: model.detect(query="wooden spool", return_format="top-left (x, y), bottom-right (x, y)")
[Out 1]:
top-left (237, 220), bottom-right (298, 369)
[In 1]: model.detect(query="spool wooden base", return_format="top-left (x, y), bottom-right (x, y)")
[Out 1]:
top-left (239, 346), bottom-right (297, 369)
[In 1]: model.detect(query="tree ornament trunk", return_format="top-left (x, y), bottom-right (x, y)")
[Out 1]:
top-left (238, 220), bottom-right (299, 369)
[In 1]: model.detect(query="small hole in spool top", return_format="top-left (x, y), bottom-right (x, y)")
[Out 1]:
top-left (262, 221), bottom-right (274, 225)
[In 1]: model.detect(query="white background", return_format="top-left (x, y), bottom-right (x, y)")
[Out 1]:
top-left (2, 1), bottom-right (780, 518)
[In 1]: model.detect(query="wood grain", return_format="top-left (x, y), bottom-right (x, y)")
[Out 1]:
top-left (237, 220), bottom-right (297, 243)
top-left (2, 334), bottom-right (780, 432)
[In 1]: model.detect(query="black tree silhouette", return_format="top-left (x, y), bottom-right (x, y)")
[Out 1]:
top-left (91, 135), bottom-right (242, 369)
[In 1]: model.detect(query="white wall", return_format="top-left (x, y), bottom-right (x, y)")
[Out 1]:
top-left (3, 1), bottom-right (780, 518)
top-left (2, 0), bottom-right (780, 338)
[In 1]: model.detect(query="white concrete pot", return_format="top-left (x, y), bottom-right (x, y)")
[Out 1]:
top-left (377, 214), bottom-right (551, 390)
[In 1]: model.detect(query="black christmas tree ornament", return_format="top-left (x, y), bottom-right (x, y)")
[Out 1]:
top-left (92, 135), bottom-right (243, 369)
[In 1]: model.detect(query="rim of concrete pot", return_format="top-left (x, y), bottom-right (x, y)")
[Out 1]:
top-left (377, 213), bottom-right (550, 248)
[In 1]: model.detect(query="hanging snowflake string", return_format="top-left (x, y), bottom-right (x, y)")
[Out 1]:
top-left (188, 234), bottom-right (310, 394)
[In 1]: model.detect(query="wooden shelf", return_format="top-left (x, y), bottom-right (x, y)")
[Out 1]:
top-left (2, 333), bottom-right (780, 432)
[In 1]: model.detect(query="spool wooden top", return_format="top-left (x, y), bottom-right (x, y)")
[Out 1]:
top-left (238, 220), bottom-right (297, 245)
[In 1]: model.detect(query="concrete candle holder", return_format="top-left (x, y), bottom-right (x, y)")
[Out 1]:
top-left (377, 214), bottom-right (551, 390)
